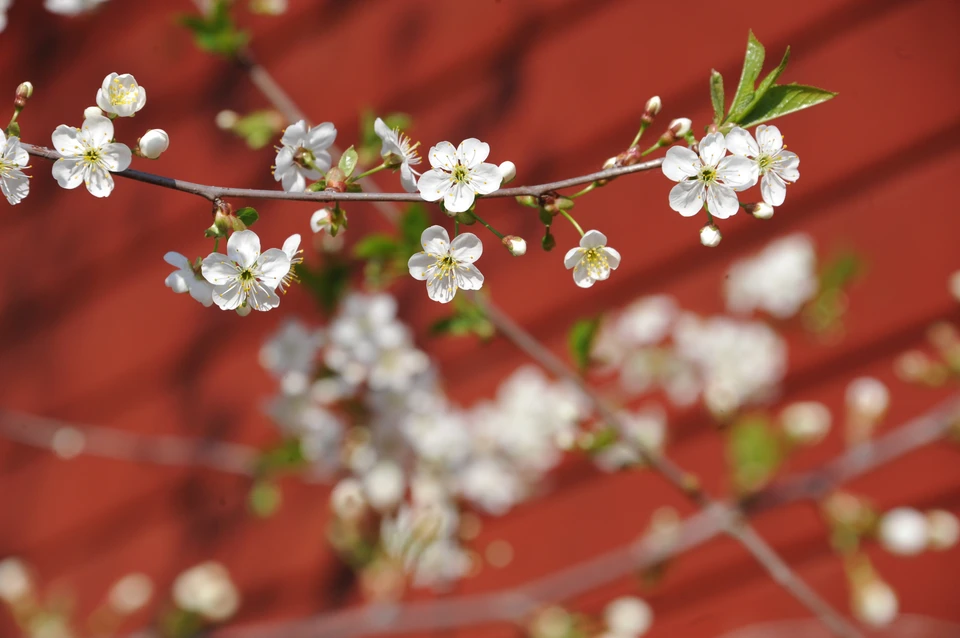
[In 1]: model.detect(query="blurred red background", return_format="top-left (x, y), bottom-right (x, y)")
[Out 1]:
top-left (1, 0), bottom-right (959, 636)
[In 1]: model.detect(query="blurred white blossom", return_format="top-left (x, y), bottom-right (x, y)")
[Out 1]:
top-left (852, 578), bottom-right (898, 628)
top-left (172, 562), bottom-right (239, 622)
top-left (0, 558), bottom-right (31, 603)
top-left (878, 507), bottom-right (928, 556)
top-left (108, 573), bottom-right (153, 614)
top-left (725, 234), bottom-right (818, 319)
top-left (604, 596), bottom-right (653, 637)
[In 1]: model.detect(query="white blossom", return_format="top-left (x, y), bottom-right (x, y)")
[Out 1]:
top-left (267, 395), bottom-right (343, 472)
top-left (616, 295), bottom-right (677, 347)
top-left (172, 562), bottom-right (240, 623)
top-left (0, 129), bottom-right (30, 205)
top-left (417, 138), bottom-right (502, 213)
top-left (699, 224), bottom-right (721, 247)
top-left (95, 73), bottom-right (146, 118)
top-left (725, 234), bottom-right (818, 318)
top-left (108, 573), bottom-right (153, 614)
top-left (201, 230), bottom-right (292, 312)
top-left (408, 225), bottom-right (484, 303)
top-left (273, 120), bottom-right (336, 192)
top-left (726, 125), bottom-right (800, 206)
top-left (278, 233), bottom-right (303, 292)
top-left (878, 507), bottom-right (928, 556)
top-left (363, 460), bottom-right (406, 512)
top-left (51, 114), bottom-right (131, 197)
top-left (368, 345), bottom-right (430, 392)
top-left (503, 235), bottom-right (526, 256)
top-left (45, 0), bottom-right (108, 16)
top-left (604, 596), bottom-right (653, 637)
top-left (780, 401), bottom-right (831, 445)
top-left (164, 252), bottom-right (214, 307)
top-left (596, 407), bottom-right (667, 471)
top-left (662, 132), bottom-right (757, 218)
top-left (259, 318), bottom-right (322, 380)
top-left (927, 509), bottom-right (959, 550)
top-left (845, 377), bottom-right (889, 420)
top-left (324, 293), bottom-right (411, 382)
top-left (853, 579), bottom-right (898, 628)
top-left (138, 129), bottom-right (168, 159)
top-left (459, 456), bottom-right (524, 515)
top-left (374, 117), bottom-right (421, 193)
top-left (645, 96), bottom-right (662, 115)
top-left (330, 478), bottom-right (366, 519)
top-left (668, 117), bottom-right (691, 137)
top-left (564, 230), bottom-right (621, 288)
top-left (0, 558), bottom-right (30, 603)
top-left (0, 0), bottom-right (8, 32)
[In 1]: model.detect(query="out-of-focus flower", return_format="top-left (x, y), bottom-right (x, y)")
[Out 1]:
top-left (878, 507), bottom-right (928, 556)
top-left (259, 319), bottom-right (322, 382)
top-left (172, 562), bottom-right (240, 623)
top-left (201, 230), bottom-right (292, 312)
top-left (779, 401), bottom-right (831, 445)
top-left (164, 252), bottom-right (214, 307)
top-left (0, 130), bottom-right (30, 205)
top-left (51, 114), bottom-right (132, 197)
top-left (852, 578), bottom-right (898, 628)
top-left (726, 125), bottom-right (800, 206)
top-left (374, 117), bottom-right (421, 192)
top-left (363, 460), bottom-right (406, 512)
top-left (949, 271), bottom-right (960, 303)
top-left (662, 132), bottom-right (757, 219)
top-left (45, 0), bottom-right (109, 15)
top-left (249, 0), bottom-right (287, 14)
top-left (408, 225), bottom-right (484, 303)
top-left (0, 558), bottom-right (31, 603)
top-left (459, 456), bottom-right (524, 515)
top-left (926, 509), bottom-right (960, 550)
top-left (845, 377), bottom-right (889, 420)
top-left (330, 478), bottom-right (366, 519)
top-left (417, 138), bottom-right (502, 213)
top-left (95, 73), bottom-right (146, 118)
top-left (604, 596), bottom-right (654, 637)
top-left (563, 230), bottom-right (621, 288)
top-left (108, 573), bottom-right (153, 614)
top-left (273, 120), bottom-right (336, 192)
top-left (725, 234), bottom-right (818, 319)
top-left (595, 407), bottom-right (667, 472)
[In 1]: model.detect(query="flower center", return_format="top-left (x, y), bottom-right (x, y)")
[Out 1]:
top-left (239, 268), bottom-right (257, 291)
top-left (82, 148), bottom-right (102, 165)
top-left (436, 254), bottom-right (457, 271)
top-left (452, 164), bottom-right (469, 184)
top-left (757, 154), bottom-right (773, 173)
top-left (698, 166), bottom-right (717, 183)
top-left (294, 147), bottom-right (316, 170)
top-left (582, 248), bottom-right (609, 278)
top-left (108, 81), bottom-right (139, 106)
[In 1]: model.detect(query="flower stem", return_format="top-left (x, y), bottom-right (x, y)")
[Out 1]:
top-left (351, 163), bottom-right (388, 182)
top-left (559, 209), bottom-right (584, 237)
top-left (569, 183), bottom-right (596, 199)
top-left (470, 211), bottom-right (504, 240)
top-left (454, 219), bottom-right (460, 237)
top-left (213, 237), bottom-right (220, 253)
top-left (640, 140), bottom-right (663, 157)
top-left (630, 122), bottom-right (650, 147)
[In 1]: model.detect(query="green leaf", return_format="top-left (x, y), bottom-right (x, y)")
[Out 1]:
top-left (727, 417), bottom-right (782, 493)
top-left (737, 83), bottom-right (837, 128)
top-left (710, 69), bottom-right (725, 125)
top-left (178, 0), bottom-right (248, 56)
top-left (235, 207), bottom-right (259, 227)
top-left (255, 438), bottom-right (307, 474)
top-left (726, 30), bottom-right (765, 122)
top-left (729, 46), bottom-right (791, 123)
top-left (338, 145), bottom-right (359, 179)
top-left (231, 110), bottom-right (283, 149)
top-left (248, 480), bottom-right (282, 518)
top-left (353, 234), bottom-right (399, 261)
top-left (400, 204), bottom-right (430, 254)
top-left (568, 316), bottom-right (601, 372)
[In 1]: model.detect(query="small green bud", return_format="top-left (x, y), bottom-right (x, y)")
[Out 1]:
top-left (455, 210), bottom-right (476, 225)
top-left (541, 231), bottom-right (556, 252)
top-left (555, 197), bottom-right (575, 211)
top-left (538, 208), bottom-right (553, 226)
top-left (515, 195), bottom-right (539, 208)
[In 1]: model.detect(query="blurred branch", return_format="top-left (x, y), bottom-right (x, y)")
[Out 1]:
top-left (22, 142), bottom-right (662, 204)
top-left (215, 396), bottom-right (960, 638)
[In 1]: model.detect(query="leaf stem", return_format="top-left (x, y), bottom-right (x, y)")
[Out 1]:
top-left (351, 163), bottom-right (388, 182)
top-left (559, 209), bottom-right (584, 237)
top-left (470, 211), bottom-right (504, 240)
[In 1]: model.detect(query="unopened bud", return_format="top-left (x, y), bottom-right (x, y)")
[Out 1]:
top-left (454, 210), bottom-right (476, 225)
top-left (138, 129), bottom-right (169, 159)
top-left (669, 118), bottom-right (692, 137)
top-left (744, 202), bottom-right (774, 219)
top-left (541, 231), bottom-right (556, 252)
top-left (236, 304), bottom-right (252, 317)
top-left (699, 224), bottom-right (721, 247)
top-left (602, 156), bottom-right (618, 170)
top-left (216, 110), bottom-right (240, 130)
top-left (780, 401), bottom-right (831, 445)
top-left (502, 235), bottom-right (526, 256)
top-left (14, 82), bottom-right (33, 109)
top-left (498, 160), bottom-right (516, 185)
top-left (325, 167), bottom-right (346, 192)
top-left (644, 95), bottom-right (662, 116)
top-left (515, 195), bottom-right (538, 208)
top-left (83, 106), bottom-right (103, 120)
top-left (310, 208), bottom-right (333, 234)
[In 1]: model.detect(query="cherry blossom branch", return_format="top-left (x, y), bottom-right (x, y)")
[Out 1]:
top-left (22, 143), bottom-right (662, 204)
top-left (214, 396), bottom-right (960, 638)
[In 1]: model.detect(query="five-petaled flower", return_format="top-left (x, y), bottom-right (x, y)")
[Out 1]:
top-left (273, 120), bottom-right (336, 193)
top-left (164, 252), bottom-right (214, 307)
top-left (51, 114), bottom-right (132, 198)
top-left (408, 225), bottom-right (484, 303)
top-left (374, 117), bottom-right (421, 193)
top-left (201, 230), bottom-right (293, 312)
top-left (662, 132), bottom-right (757, 219)
top-left (417, 139), bottom-right (502, 214)
top-left (725, 125), bottom-right (799, 207)
top-left (0, 130), bottom-right (30, 205)
top-left (564, 230), bottom-right (621, 288)
top-left (95, 73), bottom-right (147, 118)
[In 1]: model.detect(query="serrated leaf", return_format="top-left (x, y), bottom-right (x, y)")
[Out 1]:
top-left (738, 84), bottom-right (837, 128)
top-left (727, 417), bottom-right (782, 493)
top-left (726, 30), bottom-right (765, 122)
top-left (729, 46), bottom-right (791, 123)
top-left (353, 234), bottom-right (399, 260)
top-left (568, 316), bottom-right (601, 372)
top-left (710, 70), bottom-right (725, 125)
top-left (338, 145), bottom-right (359, 178)
top-left (235, 207), bottom-right (259, 227)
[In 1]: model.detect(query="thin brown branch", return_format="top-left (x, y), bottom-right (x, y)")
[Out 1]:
top-left (214, 395), bottom-right (959, 638)
top-left (23, 142), bottom-right (662, 205)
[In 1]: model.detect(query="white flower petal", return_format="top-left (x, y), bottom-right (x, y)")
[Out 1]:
top-left (573, 264), bottom-right (595, 288)
top-left (164, 252), bottom-right (191, 269)
top-left (201, 255), bottom-right (238, 285)
top-left (564, 246), bottom-right (583, 269)
top-left (227, 230), bottom-right (261, 268)
top-left (408, 252), bottom-right (434, 280)
top-left (456, 263), bottom-right (484, 291)
top-left (774, 150), bottom-right (800, 182)
top-left (580, 230), bottom-right (607, 249)
top-left (1, 172), bottom-right (29, 204)
top-left (450, 232), bottom-right (483, 263)
top-left (416, 169), bottom-right (450, 202)
top-left (699, 132), bottom-right (726, 167)
top-left (280, 167), bottom-right (306, 193)
top-left (52, 158), bottom-right (85, 189)
top-left (213, 283), bottom-right (244, 310)
top-left (282, 234), bottom-right (301, 260)
top-left (756, 124), bottom-right (783, 154)
top-left (165, 271), bottom-right (190, 293)
top-left (280, 120), bottom-right (308, 147)
top-left (399, 163), bottom-right (419, 193)
top-left (188, 280), bottom-right (214, 307)
top-left (420, 225), bottom-right (451, 254)
top-left (456, 138), bottom-right (490, 168)
top-left (662, 146), bottom-right (701, 182)
top-left (761, 171), bottom-right (787, 206)
top-left (426, 269), bottom-right (457, 303)
top-left (669, 180), bottom-right (705, 217)
top-left (82, 114), bottom-right (114, 149)
top-left (84, 166), bottom-right (115, 198)
top-left (374, 117), bottom-right (395, 144)
top-left (444, 182), bottom-right (475, 213)
top-left (52, 125), bottom-right (81, 156)
top-left (257, 249), bottom-right (292, 289)
top-left (717, 155), bottom-right (758, 191)
top-left (725, 127), bottom-right (759, 158)
top-left (428, 142), bottom-right (457, 170)
top-left (706, 184), bottom-right (739, 219)
top-left (604, 247), bottom-right (621, 269)
top-left (306, 122), bottom-right (337, 152)
top-left (468, 162), bottom-right (502, 195)
top-left (248, 281), bottom-right (281, 311)
top-left (101, 143), bottom-right (132, 172)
